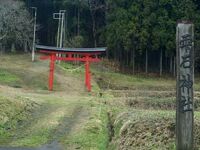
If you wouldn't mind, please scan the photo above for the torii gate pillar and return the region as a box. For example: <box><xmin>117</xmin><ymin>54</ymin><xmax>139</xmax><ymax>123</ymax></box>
<box><xmin>49</xmin><ymin>54</ymin><xmax>56</xmax><ymax>91</ymax></box>
<box><xmin>85</xmin><ymin>58</ymin><xmax>91</xmax><ymax>92</ymax></box>
<box><xmin>36</xmin><ymin>45</ymin><xmax>106</xmax><ymax>92</ymax></box>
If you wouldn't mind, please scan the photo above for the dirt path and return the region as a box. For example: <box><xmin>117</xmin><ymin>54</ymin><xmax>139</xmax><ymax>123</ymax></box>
<box><xmin>0</xmin><ymin>55</ymin><xmax>93</xmax><ymax>150</ymax></box>
<box><xmin>0</xmin><ymin>141</ymin><xmax>61</xmax><ymax>150</ymax></box>
<box><xmin>0</xmin><ymin>106</ymin><xmax>88</xmax><ymax>150</ymax></box>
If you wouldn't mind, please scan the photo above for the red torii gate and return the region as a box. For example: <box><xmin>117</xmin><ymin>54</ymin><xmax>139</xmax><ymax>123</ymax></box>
<box><xmin>36</xmin><ymin>45</ymin><xmax>106</xmax><ymax>92</ymax></box>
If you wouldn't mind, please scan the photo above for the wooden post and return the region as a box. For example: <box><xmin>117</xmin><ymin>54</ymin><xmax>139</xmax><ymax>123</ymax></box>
<box><xmin>49</xmin><ymin>54</ymin><xmax>56</xmax><ymax>91</ymax></box>
<box><xmin>176</xmin><ymin>21</ymin><xmax>194</xmax><ymax>150</ymax></box>
<box><xmin>85</xmin><ymin>59</ymin><xmax>88</xmax><ymax>87</ymax></box>
<box><xmin>88</xmin><ymin>62</ymin><xmax>91</xmax><ymax>92</ymax></box>
<box><xmin>85</xmin><ymin>55</ymin><xmax>91</xmax><ymax>92</ymax></box>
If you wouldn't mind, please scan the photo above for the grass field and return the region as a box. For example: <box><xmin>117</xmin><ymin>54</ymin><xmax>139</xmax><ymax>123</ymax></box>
<box><xmin>0</xmin><ymin>54</ymin><xmax>199</xmax><ymax>150</ymax></box>
<box><xmin>93</xmin><ymin>66</ymin><xmax>200</xmax><ymax>150</ymax></box>
<box><xmin>0</xmin><ymin>54</ymin><xmax>108</xmax><ymax>149</ymax></box>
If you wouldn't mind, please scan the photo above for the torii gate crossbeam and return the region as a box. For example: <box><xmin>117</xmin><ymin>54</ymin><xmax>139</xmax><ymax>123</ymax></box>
<box><xmin>36</xmin><ymin>45</ymin><xmax>106</xmax><ymax>92</ymax></box>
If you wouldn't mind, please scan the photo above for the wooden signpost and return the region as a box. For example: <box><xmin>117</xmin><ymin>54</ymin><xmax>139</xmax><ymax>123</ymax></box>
<box><xmin>176</xmin><ymin>21</ymin><xmax>194</xmax><ymax>150</ymax></box>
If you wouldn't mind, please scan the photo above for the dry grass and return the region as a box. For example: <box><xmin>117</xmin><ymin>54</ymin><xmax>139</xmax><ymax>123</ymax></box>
<box><xmin>0</xmin><ymin>54</ymin><xmax>109</xmax><ymax>149</ymax></box>
<box><xmin>93</xmin><ymin>67</ymin><xmax>200</xmax><ymax>150</ymax></box>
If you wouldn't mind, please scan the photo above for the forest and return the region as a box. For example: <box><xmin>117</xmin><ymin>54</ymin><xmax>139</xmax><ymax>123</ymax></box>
<box><xmin>0</xmin><ymin>1</ymin><xmax>200</xmax><ymax>149</ymax></box>
<box><xmin>1</xmin><ymin>0</ymin><xmax>200</xmax><ymax>74</ymax></box>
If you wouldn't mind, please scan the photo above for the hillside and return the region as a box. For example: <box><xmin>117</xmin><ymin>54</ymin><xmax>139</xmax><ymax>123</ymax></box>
<box><xmin>0</xmin><ymin>54</ymin><xmax>108</xmax><ymax>150</ymax></box>
<box><xmin>0</xmin><ymin>54</ymin><xmax>200</xmax><ymax>150</ymax></box>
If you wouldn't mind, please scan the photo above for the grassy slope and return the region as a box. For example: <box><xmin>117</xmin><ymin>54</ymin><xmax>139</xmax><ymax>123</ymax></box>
<box><xmin>0</xmin><ymin>54</ymin><xmax>199</xmax><ymax>149</ymax></box>
<box><xmin>93</xmin><ymin>68</ymin><xmax>200</xmax><ymax>150</ymax></box>
<box><xmin>0</xmin><ymin>54</ymin><xmax>109</xmax><ymax>149</ymax></box>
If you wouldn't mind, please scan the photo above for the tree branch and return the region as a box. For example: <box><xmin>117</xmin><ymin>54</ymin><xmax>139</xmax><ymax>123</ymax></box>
<box><xmin>0</xmin><ymin>33</ymin><xmax>7</xmax><ymax>41</ymax></box>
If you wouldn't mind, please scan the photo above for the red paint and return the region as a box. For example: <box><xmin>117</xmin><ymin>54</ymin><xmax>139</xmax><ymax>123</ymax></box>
<box><xmin>49</xmin><ymin>54</ymin><xmax>56</xmax><ymax>91</ymax></box>
<box><xmin>85</xmin><ymin>56</ymin><xmax>91</xmax><ymax>92</ymax></box>
<box><xmin>40</xmin><ymin>55</ymin><xmax>50</xmax><ymax>60</ymax></box>
<box><xmin>39</xmin><ymin>50</ymin><xmax>103</xmax><ymax>92</ymax></box>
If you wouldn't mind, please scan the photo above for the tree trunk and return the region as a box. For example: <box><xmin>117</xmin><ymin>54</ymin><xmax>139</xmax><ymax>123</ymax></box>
<box><xmin>92</xmin><ymin>18</ymin><xmax>97</xmax><ymax>47</ymax></box>
<box><xmin>119</xmin><ymin>47</ymin><xmax>123</xmax><ymax>70</ymax></box>
<box><xmin>11</xmin><ymin>43</ymin><xmax>15</xmax><ymax>53</ymax></box>
<box><xmin>170</xmin><ymin>55</ymin><xmax>173</xmax><ymax>73</ymax></box>
<box><xmin>77</xmin><ymin>6</ymin><xmax>80</xmax><ymax>36</ymax></box>
<box><xmin>126</xmin><ymin>51</ymin><xmax>129</xmax><ymax>66</ymax></box>
<box><xmin>106</xmin><ymin>48</ymin><xmax>109</xmax><ymax>59</ymax></box>
<box><xmin>24</xmin><ymin>41</ymin><xmax>28</xmax><ymax>53</ymax></box>
<box><xmin>118</xmin><ymin>45</ymin><xmax>121</xmax><ymax>62</ymax></box>
<box><xmin>114</xmin><ymin>48</ymin><xmax>117</xmax><ymax>62</ymax></box>
<box><xmin>160</xmin><ymin>49</ymin><xmax>163</xmax><ymax>76</ymax></box>
<box><xmin>165</xmin><ymin>55</ymin><xmax>167</xmax><ymax>72</ymax></box>
<box><xmin>0</xmin><ymin>43</ymin><xmax>2</xmax><ymax>55</ymax></box>
<box><xmin>132</xmin><ymin>49</ymin><xmax>135</xmax><ymax>75</ymax></box>
<box><xmin>173</xmin><ymin>56</ymin><xmax>176</xmax><ymax>77</ymax></box>
<box><xmin>145</xmin><ymin>49</ymin><xmax>148</xmax><ymax>74</ymax></box>
<box><xmin>1</xmin><ymin>45</ymin><xmax>5</xmax><ymax>54</ymax></box>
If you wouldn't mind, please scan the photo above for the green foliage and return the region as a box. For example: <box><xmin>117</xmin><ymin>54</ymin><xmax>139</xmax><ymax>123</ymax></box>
<box><xmin>64</xmin><ymin>35</ymin><xmax>84</xmax><ymax>48</ymax></box>
<box><xmin>103</xmin><ymin>0</ymin><xmax>199</xmax><ymax>69</ymax></box>
<box><xmin>22</xmin><ymin>0</ymin><xmax>200</xmax><ymax>72</ymax></box>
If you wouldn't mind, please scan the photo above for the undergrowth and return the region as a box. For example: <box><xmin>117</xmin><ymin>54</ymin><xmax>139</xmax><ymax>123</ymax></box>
<box><xmin>0</xmin><ymin>96</ymin><xmax>39</xmax><ymax>145</ymax></box>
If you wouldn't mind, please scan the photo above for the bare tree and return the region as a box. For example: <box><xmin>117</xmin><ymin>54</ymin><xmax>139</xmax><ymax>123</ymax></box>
<box><xmin>0</xmin><ymin>0</ymin><xmax>33</xmax><ymax>52</ymax></box>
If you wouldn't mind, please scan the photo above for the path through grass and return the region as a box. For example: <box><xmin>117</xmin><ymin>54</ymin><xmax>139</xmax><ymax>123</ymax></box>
<box><xmin>0</xmin><ymin>54</ymin><xmax>109</xmax><ymax>150</ymax></box>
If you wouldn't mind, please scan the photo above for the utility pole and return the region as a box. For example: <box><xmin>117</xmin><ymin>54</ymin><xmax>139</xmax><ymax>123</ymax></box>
<box><xmin>77</xmin><ymin>0</ymin><xmax>81</xmax><ymax>36</ymax></box>
<box><xmin>53</xmin><ymin>10</ymin><xmax>66</xmax><ymax>63</ymax></box>
<box><xmin>31</xmin><ymin>7</ymin><xmax>37</xmax><ymax>62</ymax></box>
<box><xmin>59</xmin><ymin>10</ymin><xmax>65</xmax><ymax>48</ymax></box>
<box><xmin>56</xmin><ymin>14</ymin><xmax>61</xmax><ymax>47</ymax></box>
<box><xmin>53</xmin><ymin>10</ymin><xmax>66</xmax><ymax>48</ymax></box>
